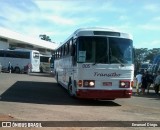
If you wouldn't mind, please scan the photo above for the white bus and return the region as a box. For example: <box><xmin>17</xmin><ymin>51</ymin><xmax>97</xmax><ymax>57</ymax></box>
<box><xmin>0</xmin><ymin>49</ymin><xmax>40</xmax><ymax>73</ymax></box>
<box><xmin>40</xmin><ymin>54</ymin><xmax>51</xmax><ymax>73</ymax></box>
<box><xmin>54</xmin><ymin>28</ymin><xmax>134</xmax><ymax>100</ymax></box>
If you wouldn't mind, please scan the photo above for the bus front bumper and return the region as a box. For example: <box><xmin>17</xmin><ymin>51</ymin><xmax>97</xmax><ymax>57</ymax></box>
<box><xmin>76</xmin><ymin>89</ymin><xmax>132</xmax><ymax>100</ymax></box>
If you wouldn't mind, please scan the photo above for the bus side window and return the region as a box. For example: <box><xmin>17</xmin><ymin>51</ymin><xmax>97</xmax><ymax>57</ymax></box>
<box><xmin>71</xmin><ymin>42</ymin><xmax>77</xmax><ymax>66</ymax></box>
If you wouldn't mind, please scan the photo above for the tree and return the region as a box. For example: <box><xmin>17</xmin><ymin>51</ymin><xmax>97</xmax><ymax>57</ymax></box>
<box><xmin>135</xmin><ymin>48</ymin><xmax>148</xmax><ymax>62</ymax></box>
<box><xmin>39</xmin><ymin>34</ymin><xmax>52</xmax><ymax>42</ymax></box>
<box><xmin>134</xmin><ymin>48</ymin><xmax>160</xmax><ymax>73</ymax></box>
<box><xmin>134</xmin><ymin>48</ymin><xmax>148</xmax><ymax>73</ymax></box>
<box><xmin>144</xmin><ymin>48</ymin><xmax>160</xmax><ymax>63</ymax></box>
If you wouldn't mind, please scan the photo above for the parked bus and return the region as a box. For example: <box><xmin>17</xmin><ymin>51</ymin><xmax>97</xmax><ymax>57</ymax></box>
<box><xmin>40</xmin><ymin>54</ymin><xmax>51</xmax><ymax>73</ymax></box>
<box><xmin>0</xmin><ymin>49</ymin><xmax>40</xmax><ymax>73</ymax></box>
<box><xmin>139</xmin><ymin>63</ymin><xmax>151</xmax><ymax>74</ymax></box>
<box><xmin>50</xmin><ymin>54</ymin><xmax>55</xmax><ymax>74</ymax></box>
<box><xmin>54</xmin><ymin>28</ymin><xmax>134</xmax><ymax>100</ymax></box>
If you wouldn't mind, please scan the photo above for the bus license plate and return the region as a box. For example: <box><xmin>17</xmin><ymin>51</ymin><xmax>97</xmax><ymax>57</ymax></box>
<box><xmin>103</xmin><ymin>82</ymin><xmax>112</xmax><ymax>86</ymax></box>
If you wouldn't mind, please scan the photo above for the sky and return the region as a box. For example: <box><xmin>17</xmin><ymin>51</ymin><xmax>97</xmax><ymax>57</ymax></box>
<box><xmin>0</xmin><ymin>0</ymin><xmax>160</xmax><ymax>49</ymax></box>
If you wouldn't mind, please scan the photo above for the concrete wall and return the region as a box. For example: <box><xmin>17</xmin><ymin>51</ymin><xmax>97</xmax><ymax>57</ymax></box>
<box><xmin>0</xmin><ymin>41</ymin><xmax>9</xmax><ymax>49</ymax></box>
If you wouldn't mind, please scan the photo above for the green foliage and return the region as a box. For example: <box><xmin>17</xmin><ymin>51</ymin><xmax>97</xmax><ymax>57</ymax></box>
<box><xmin>144</xmin><ymin>48</ymin><xmax>160</xmax><ymax>62</ymax></box>
<box><xmin>134</xmin><ymin>48</ymin><xmax>160</xmax><ymax>63</ymax></box>
<box><xmin>134</xmin><ymin>48</ymin><xmax>148</xmax><ymax>63</ymax></box>
<box><xmin>39</xmin><ymin>34</ymin><xmax>52</xmax><ymax>42</ymax></box>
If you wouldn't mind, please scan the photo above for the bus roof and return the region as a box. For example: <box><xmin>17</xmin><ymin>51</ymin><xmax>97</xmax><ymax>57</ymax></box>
<box><xmin>58</xmin><ymin>27</ymin><xmax>133</xmax><ymax>49</ymax></box>
<box><xmin>73</xmin><ymin>27</ymin><xmax>132</xmax><ymax>39</ymax></box>
<box><xmin>40</xmin><ymin>54</ymin><xmax>51</xmax><ymax>57</ymax></box>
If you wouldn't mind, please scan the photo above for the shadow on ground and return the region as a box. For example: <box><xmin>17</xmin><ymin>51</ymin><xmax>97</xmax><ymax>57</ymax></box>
<box><xmin>132</xmin><ymin>91</ymin><xmax>160</xmax><ymax>100</ymax></box>
<box><xmin>0</xmin><ymin>81</ymin><xmax>120</xmax><ymax>106</ymax></box>
<box><xmin>28</xmin><ymin>72</ymin><xmax>54</xmax><ymax>78</ymax></box>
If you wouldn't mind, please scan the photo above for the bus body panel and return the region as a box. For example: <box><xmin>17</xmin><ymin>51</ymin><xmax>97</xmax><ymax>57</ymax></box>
<box><xmin>31</xmin><ymin>59</ymin><xmax>40</xmax><ymax>72</ymax></box>
<box><xmin>77</xmin><ymin>63</ymin><xmax>134</xmax><ymax>89</ymax></box>
<box><xmin>0</xmin><ymin>49</ymin><xmax>40</xmax><ymax>73</ymax></box>
<box><xmin>55</xmin><ymin>58</ymin><xmax>134</xmax><ymax>99</ymax></box>
<box><xmin>0</xmin><ymin>57</ymin><xmax>30</xmax><ymax>70</ymax></box>
<box><xmin>31</xmin><ymin>51</ymin><xmax>40</xmax><ymax>72</ymax></box>
<box><xmin>75</xmin><ymin>64</ymin><xmax>133</xmax><ymax>99</ymax></box>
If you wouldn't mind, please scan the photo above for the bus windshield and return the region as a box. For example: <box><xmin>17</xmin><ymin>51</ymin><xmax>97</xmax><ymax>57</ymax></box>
<box><xmin>33</xmin><ymin>52</ymin><xmax>40</xmax><ymax>59</ymax></box>
<box><xmin>78</xmin><ymin>36</ymin><xmax>133</xmax><ymax>64</ymax></box>
<box><xmin>40</xmin><ymin>56</ymin><xmax>50</xmax><ymax>63</ymax></box>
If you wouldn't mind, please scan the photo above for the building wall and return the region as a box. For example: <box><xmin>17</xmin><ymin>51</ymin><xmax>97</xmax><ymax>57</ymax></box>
<box><xmin>9</xmin><ymin>43</ymin><xmax>52</xmax><ymax>55</ymax></box>
<box><xmin>0</xmin><ymin>36</ymin><xmax>53</xmax><ymax>55</ymax></box>
<box><xmin>0</xmin><ymin>41</ymin><xmax>9</xmax><ymax>49</ymax></box>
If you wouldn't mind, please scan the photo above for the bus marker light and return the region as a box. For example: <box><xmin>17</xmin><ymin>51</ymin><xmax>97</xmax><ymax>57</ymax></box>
<box><xmin>78</xmin><ymin>80</ymin><xmax>83</xmax><ymax>87</ymax></box>
<box><xmin>131</xmin><ymin>81</ymin><xmax>134</xmax><ymax>87</ymax></box>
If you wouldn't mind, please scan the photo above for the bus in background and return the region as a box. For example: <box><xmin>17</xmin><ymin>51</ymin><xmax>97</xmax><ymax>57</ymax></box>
<box><xmin>50</xmin><ymin>54</ymin><xmax>55</xmax><ymax>74</ymax></box>
<box><xmin>139</xmin><ymin>63</ymin><xmax>151</xmax><ymax>74</ymax></box>
<box><xmin>54</xmin><ymin>28</ymin><xmax>134</xmax><ymax>100</ymax></box>
<box><xmin>40</xmin><ymin>54</ymin><xmax>51</xmax><ymax>73</ymax></box>
<box><xmin>150</xmin><ymin>55</ymin><xmax>160</xmax><ymax>74</ymax></box>
<box><xmin>0</xmin><ymin>49</ymin><xmax>40</xmax><ymax>73</ymax></box>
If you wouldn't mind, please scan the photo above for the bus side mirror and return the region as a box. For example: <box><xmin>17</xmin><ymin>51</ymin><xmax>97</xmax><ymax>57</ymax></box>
<box><xmin>71</xmin><ymin>44</ymin><xmax>75</xmax><ymax>56</ymax></box>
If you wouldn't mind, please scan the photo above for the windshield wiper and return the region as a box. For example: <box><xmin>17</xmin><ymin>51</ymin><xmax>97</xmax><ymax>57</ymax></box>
<box><xmin>111</xmin><ymin>56</ymin><xmax>125</xmax><ymax>66</ymax></box>
<box><xmin>109</xmin><ymin>48</ymin><xmax>125</xmax><ymax>66</ymax></box>
<box><xmin>92</xmin><ymin>55</ymin><xmax>107</xmax><ymax>65</ymax></box>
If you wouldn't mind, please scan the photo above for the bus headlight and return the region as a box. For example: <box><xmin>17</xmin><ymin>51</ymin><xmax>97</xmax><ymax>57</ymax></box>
<box><xmin>121</xmin><ymin>82</ymin><xmax>126</xmax><ymax>86</ymax></box>
<box><xmin>89</xmin><ymin>81</ymin><xmax>95</xmax><ymax>86</ymax></box>
<box><xmin>83</xmin><ymin>80</ymin><xmax>95</xmax><ymax>87</ymax></box>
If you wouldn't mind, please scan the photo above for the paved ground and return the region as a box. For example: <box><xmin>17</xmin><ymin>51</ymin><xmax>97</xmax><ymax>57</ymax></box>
<box><xmin>0</xmin><ymin>72</ymin><xmax>159</xmax><ymax>130</ymax></box>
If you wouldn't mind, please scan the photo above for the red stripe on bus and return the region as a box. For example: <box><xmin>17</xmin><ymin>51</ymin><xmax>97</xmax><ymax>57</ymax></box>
<box><xmin>76</xmin><ymin>89</ymin><xmax>132</xmax><ymax>100</ymax></box>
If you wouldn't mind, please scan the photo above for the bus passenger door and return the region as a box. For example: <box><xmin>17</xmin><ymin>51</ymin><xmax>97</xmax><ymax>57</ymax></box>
<box><xmin>70</xmin><ymin>40</ymin><xmax>77</xmax><ymax>95</ymax></box>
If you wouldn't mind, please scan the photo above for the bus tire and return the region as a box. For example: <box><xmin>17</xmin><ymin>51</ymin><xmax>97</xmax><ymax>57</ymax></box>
<box><xmin>68</xmin><ymin>80</ymin><xmax>74</xmax><ymax>97</ymax></box>
<box><xmin>40</xmin><ymin>67</ymin><xmax>43</xmax><ymax>73</ymax></box>
<box><xmin>14</xmin><ymin>67</ymin><xmax>20</xmax><ymax>73</ymax></box>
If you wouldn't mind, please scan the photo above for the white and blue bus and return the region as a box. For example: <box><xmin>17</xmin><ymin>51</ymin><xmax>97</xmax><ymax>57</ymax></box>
<box><xmin>54</xmin><ymin>28</ymin><xmax>134</xmax><ymax>100</ymax></box>
<box><xmin>0</xmin><ymin>49</ymin><xmax>40</xmax><ymax>73</ymax></box>
<box><xmin>150</xmin><ymin>55</ymin><xmax>160</xmax><ymax>74</ymax></box>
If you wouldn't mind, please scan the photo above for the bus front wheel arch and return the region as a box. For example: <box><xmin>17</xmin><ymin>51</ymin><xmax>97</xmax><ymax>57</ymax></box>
<box><xmin>68</xmin><ymin>78</ymin><xmax>74</xmax><ymax>97</ymax></box>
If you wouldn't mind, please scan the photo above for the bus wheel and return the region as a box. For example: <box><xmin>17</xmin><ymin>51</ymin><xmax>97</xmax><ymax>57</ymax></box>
<box><xmin>68</xmin><ymin>83</ymin><xmax>74</xmax><ymax>97</ymax></box>
<box><xmin>40</xmin><ymin>67</ymin><xmax>43</xmax><ymax>73</ymax></box>
<box><xmin>56</xmin><ymin>74</ymin><xmax>58</xmax><ymax>82</ymax></box>
<box><xmin>14</xmin><ymin>67</ymin><xmax>20</xmax><ymax>73</ymax></box>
